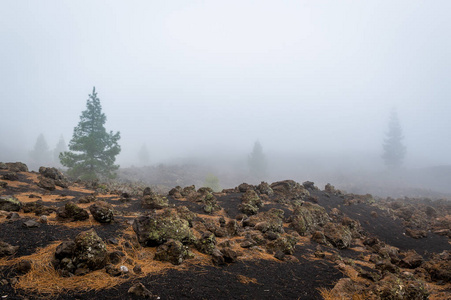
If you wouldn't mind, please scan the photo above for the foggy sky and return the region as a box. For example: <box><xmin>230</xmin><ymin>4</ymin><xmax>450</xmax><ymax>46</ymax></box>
<box><xmin>1</xmin><ymin>0</ymin><xmax>450</xmax><ymax>169</ymax></box>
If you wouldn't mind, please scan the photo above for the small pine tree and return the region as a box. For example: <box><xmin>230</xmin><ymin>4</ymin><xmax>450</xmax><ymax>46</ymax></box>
<box><xmin>248</xmin><ymin>140</ymin><xmax>267</xmax><ymax>180</ymax></box>
<box><xmin>60</xmin><ymin>87</ymin><xmax>121</xmax><ymax>180</ymax></box>
<box><xmin>382</xmin><ymin>110</ymin><xmax>406</xmax><ymax>169</ymax></box>
<box><xmin>138</xmin><ymin>143</ymin><xmax>150</xmax><ymax>166</ymax></box>
<box><xmin>204</xmin><ymin>173</ymin><xmax>221</xmax><ymax>192</ymax></box>
<box><xmin>53</xmin><ymin>135</ymin><xmax>67</xmax><ymax>165</ymax></box>
<box><xmin>30</xmin><ymin>133</ymin><xmax>51</xmax><ymax>166</ymax></box>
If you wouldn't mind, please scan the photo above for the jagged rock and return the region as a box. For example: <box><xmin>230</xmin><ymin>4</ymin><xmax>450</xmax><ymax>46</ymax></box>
<box><xmin>302</xmin><ymin>181</ymin><xmax>317</xmax><ymax>190</ymax></box>
<box><xmin>168</xmin><ymin>186</ymin><xmax>183</xmax><ymax>199</ymax></box>
<box><xmin>2</xmin><ymin>172</ymin><xmax>18</xmax><ymax>181</ymax></box>
<box><xmin>195</xmin><ymin>231</ymin><xmax>216</xmax><ymax>254</ymax></box>
<box><xmin>211</xmin><ymin>248</ymin><xmax>225</xmax><ymax>265</ymax></box>
<box><xmin>199</xmin><ymin>192</ymin><xmax>221</xmax><ymax>214</ymax></box>
<box><xmin>133</xmin><ymin>209</ymin><xmax>194</xmax><ymax>246</ymax></box>
<box><xmin>423</xmin><ymin>251</ymin><xmax>451</xmax><ymax>282</ymax></box>
<box><xmin>398</xmin><ymin>250</ymin><xmax>423</xmax><ymax>269</ymax></box>
<box><xmin>154</xmin><ymin>239</ymin><xmax>193</xmax><ymax>265</ymax></box>
<box><xmin>141</xmin><ymin>188</ymin><xmax>169</xmax><ymax>209</ymax></box>
<box><xmin>256</xmin><ymin>182</ymin><xmax>274</xmax><ymax>196</ymax></box>
<box><xmin>0</xmin><ymin>240</ymin><xmax>19</xmax><ymax>257</ymax></box>
<box><xmin>238</xmin><ymin>183</ymin><xmax>254</xmax><ymax>192</ymax></box>
<box><xmin>53</xmin><ymin>229</ymin><xmax>107</xmax><ymax>276</ymax></box>
<box><xmin>239</xmin><ymin>190</ymin><xmax>263</xmax><ymax>215</ymax></box>
<box><xmin>38</xmin><ymin>167</ymin><xmax>68</xmax><ymax>188</ymax></box>
<box><xmin>5</xmin><ymin>162</ymin><xmax>28</xmax><ymax>172</ymax></box>
<box><xmin>89</xmin><ymin>201</ymin><xmax>114</xmax><ymax>223</ymax></box>
<box><xmin>0</xmin><ymin>196</ymin><xmax>22</xmax><ymax>212</ymax></box>
<box><xmin>175</xmin><ymin>206</ymin><xmax>197</xmax><ymax>226</ymax></box>
<box><xmin>311</xmin><ymin>231</ymin><xmax>327</xmax><ymax>244</ymax></box>
<box><xmin>7</xmin><ymin>212</ymin><xmax>20</xmax><ymax>220</ymax></box>
<box><xmin>288</xmin><ymin>202</ymin><xmax>330</xmax><ymax>235</ymax></box>
<box><xmin>375</xmin><ymin>273</ymin><xmax>429</xmax><ymax>299</ymax></box>
<box><xmin>323</xmin><ymin>222</ymin><xmax>352</xmax><ymax>249</ymax></box>
<box><xmin>37</xmin><ymin>177</ymin><xmax>56</xmax><ymax>191</ymax></box>
<box><xmin>57</xmin><ymin>201</ymin><xmax>89</xmax><ymax>221</ymax></box>
<box><xmin>22</xmin><ymin>201</ymin><xmax>55</xmax><ymax>216</ymax></box>
<box><xmin>78</xmin><ymin>195</ymin><xmax>96</xmax><ymax>204</ymax></box>
<box><xmin>181</xmin><ymin>185</ymin><xmax>196</xmax><ymax>198</ymax></box>
<box><xmin>266</xmin><ymin>235</ymin><xmax>297</xmax><ymax>255</ymax></box>
<box><xmin>270</xmin><ymin>180</ymin><xmax>310</xmax><ymax>200</ymax></box>
<box><xmin>245</xmin><ymin>208</ymin><xmax>285</xmax><ymax>233</ymax></box>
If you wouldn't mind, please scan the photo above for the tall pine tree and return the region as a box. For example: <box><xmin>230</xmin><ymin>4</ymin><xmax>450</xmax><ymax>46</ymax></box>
<box><xmin>248</xmin><ymin>140</ymin><xmax>267</xmax><ymax>180</ymax></box>
<box><xmin>60</xmin><ymin>87</ymin><xmax>121</xmax><ymax>180</ymax></box>
<box><xmin>382</xmin><ymin>110</ymin><xmax>406</xmax><ymax>169</ymax></box>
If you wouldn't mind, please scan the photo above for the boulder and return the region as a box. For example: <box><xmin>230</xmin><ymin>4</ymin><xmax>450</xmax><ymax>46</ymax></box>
<box><xmin>22</xmin><ymin>219</ymin><xmax>40</xmax><ymax>228</ymax></box>
<box><xmin>266</xmin><ymin>235</ymin><xmax>297</xmax><ymax>255</ymax></box>
<box><xmin>398</xmin><ymin>250</ymin><xmax>423</xmax><ymax>269</ymax></box>
<box><xmin>270</xmin><ymin>180</ymin><xmax>310</xmax><ymax>200</ymax></box>
<box><xmin>141</xmin><ymin>188</ymin><xmax>169</xmax><ymax>209</ymax></box>
<box><xmin>195</xmin><ymin>231</ymin><xmax>216</xmax><ymax>254</ymax></box>
<box><xmin>128</xmin><ymin>283</ymin><xmax>157</xmax><ymax>299</ymax></box>
<box><xmin>57</xmin><ymin>201</ymin><xmax>89</xmax><ymax>221</ymax></box>
<box><xmin>256</xmin><ymin>182</ymin><xmax>274</xmax><ymax>196</ymax></box>
<box><xmin>38</xmin><ymin>167</ymin><xmax>68</xmax><ymax>188</ymax></box>
<box><xmin>0</xmin><ymin>196</ymin><xmax>22</xmax><ymax>212</ymax></box>
<box><xmin>199</xmin><ymin>192</ymin><xmax>221</xmax><ymax>214</ymax></box>
<box><xmin>5</xmin><ymin>162</ymin><xmax>28</xmax><ymax>172</ymax></box>
<box><xmin>238</xmin><ymin>183</ymin><xmax>254</xmax><ymax>192</ymax></box>
<box><xmin>288</xmin><ymin>202</ymin><xmax>330</xmax><ymax>235</ymax></box>
<box><xmin>239</xmin><ymin>190</ymin><xmax>263</xmax><ymax>215</ymax></box>
<box><xmin>323</xmin><ymin>222</ymin><xmax>352</xmax><ymax>249</ymax></box>
<box><xmin>37</xmin><ymin>177</ymin><xmax>56</xmax><ymax>191</ymax></box>
<box><xmin>133</xmin><ymin>210</ymin><xmax>194</xmax><ymax>246</ymax></box>
<box><xmin>168</xmin><ymin>186</ymin><xmax>183</xmax><ymax>199</ymax></box>
<box><xmin>2</xmin><ymin>172</ymin><xmax>19</xmax><ymax>181</ymax></box>
<box><xmin>53</xmin><ymin>229</ymin><xmax>107</xmax><ymax>276</ymax></box>
<box><xmin>154</xmin><ymin>239</ymin><xmax>193</xmax><ymax>265</ymax></box>
<box><xmin>78</xmin><ymin>195</ymin><xmax>96</xmax><ymax>204</ymax></box>
<box><xmin>0</xmin><ymin>240</ymin><xmax>19</xmax><ymax>257</ymax></box>
<box><xmin>89</xmin><ymin>201</ymin><xmax>114</xmax><ymax>223</ymax></box>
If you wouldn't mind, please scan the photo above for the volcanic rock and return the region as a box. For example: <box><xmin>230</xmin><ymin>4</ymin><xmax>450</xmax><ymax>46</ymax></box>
<box><xmin>154</xmin><ymin>239</ymin><xmax>193</xmax><ymax>265</ymax></box>
<box><xmin>0</xmin><ymin>196</ymin><xmax>22</xmax><ymax>212</ymax></box>
<box><xmin>89</xmin><ymin>201</ymin><xmax>114</xmax><ymax>223</ymax></box>
<box><xmin>57</xmin><ymin>202</ymin><xmax>89</xmax><ymax>221</ymax></box>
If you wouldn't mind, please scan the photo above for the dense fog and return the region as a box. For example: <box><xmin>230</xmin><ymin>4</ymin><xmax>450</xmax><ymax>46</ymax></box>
<box><xmin>1</xmin><ymin>1</ymin><xmax>450</xmax><ymax>196</ymax></box>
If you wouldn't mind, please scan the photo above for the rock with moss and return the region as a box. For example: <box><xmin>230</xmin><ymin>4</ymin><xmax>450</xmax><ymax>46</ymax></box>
<box><xmin>323</xmin><ymin>222</ymin><xmax>352</xmax><ymax>249</ymax></box>
<box><xmin>239</xmin><ymin>190</ymin><xmax>263</xmax><ymax>215</ymax></box>
<box><xmin>141</xmin><ymin>188</ymin><xmax>169</xmax><ymax>209</ymax></box>
<box><xmin>175</xmin><ymin>206</ymin><xmax>197</xmax><ymax>226</ymax></box>
<box><xmin>0</xmin><ymin>196</ymin><xmax>22</xmax><ymax>212</ymax></box>
<box><xmin>154</xmin><ymin>239</ymin><xmax>193</xmax><ymax>265</ymax></box>
<box><xmin>288</xmin><ymin>202</ymin><xmax>330</xmax><ymax>235</ymax></box>
<box><xmin>195</xmin><ymin>231</ymin><xmax>217</xmax><ymax>254</ymax></box>
<box><xmin>2</xmin><ymin>172</ymin><xmax>18</xmax><ymax>181</ymax></box>
<box><xmin>200</xmin><ymin>192</ymin><xmax>221</xmax><ymax>214</ymax></box>
<box><xmin>256</xmin><ymin>182</ymin><xmax>274</xmax><ymax>196</ymax></box>
<box><xmin>57</xmin><ymin>201</ymin><xmax>89</xmax><ymax>221</ymax></box>
<box><xmin>270</xmin><ymin>180</ymin><xmax>310</xmax><ymax>200</ymax></box>
<box><xmin>37</xmin><ymin>177</ymin><xmax>56</xmax><ymax>191</ymax></box>
<box><xmin>89</xmin><ymin>201</ymin><xmax>114</xmax><ymax>223</ymax></box>
<box><xmin>168</xmin><ymin>186</ymin><xmax>183</xmax><ymax>199</ymax></box>
<box><xmin>181</xmin><ymin>185</ymin><xmax>197</xmax><ymax>199</ymax></box>
<box><xmin>266</xmin><ymin>235</ymin><xmax>298</xmax><ymax>255</ymax></box>
<box><xmin>39</xmin><ymin>167</ymin><xmax>69</xmax><ymax>188</ymax></box>
<box><xmin>133</xmin><ymin>210</ymin><xmax>195</xmax><ymax>246</ymax></box>
<box><xmin>52</xmin><ymin>229</ymin><xmax>107</xmax><ymax>276</ymax></box>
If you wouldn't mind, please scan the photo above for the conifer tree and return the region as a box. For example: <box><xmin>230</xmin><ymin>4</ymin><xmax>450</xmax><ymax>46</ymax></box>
<box><xmin>248</xmin><ymin>140</ymin><xmax>267</xmax><ymax>180</ymax></box>
<box><xmin>382</xmin><ymin>110</ymin><xmax>406</xmax><ymax>169</ymax></box>
<box><xmin>60</xmin><ymin>87</ymin><xmax>121</xmax><ymax>180</ymax></box>
<box><xmin>30</xmin><ymin>133</ymin><xmax>51</xmax><ymax>166</ymax></box>
<box><xmin>53</xmin><ymin>135</ymin><xmax>67</xmax><ymax>165</ymax></box>
<box><xmin>138</xmin><ymin>143</ymin><xmax>150</xmax><ymax>166</ymax></box>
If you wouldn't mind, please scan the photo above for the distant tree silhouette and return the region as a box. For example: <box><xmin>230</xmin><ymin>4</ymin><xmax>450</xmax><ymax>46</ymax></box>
<box><xmin>382</xmin><ymin>110</ymin><xmax>406</xmax><ymax>169</ymax></box>
<box><xmin>30</xmin><ymin>133</ymin><xmax>51</xmax><ymax>166</ymax></box>
<box><xmin>60</xmin><ymin>87</ymin><xmax>121</xmax><ymax>180</ymax></box>
<box><xmin>138</xmin><ymin>143</ymin><xmax>150</xmax><ymax>166</ymax></box>
<box><xmin>53</xmin><ymin>135</ymin><xmax>67</xmax><ymax>166</ymax></box>
<box><xmin>248</xmin><ymin>140</ymin><xmax>267</xmax><ymax>180</ymax></box>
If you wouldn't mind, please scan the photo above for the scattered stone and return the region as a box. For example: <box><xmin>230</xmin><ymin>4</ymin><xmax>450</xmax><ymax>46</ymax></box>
<box><xmin>0</xmin><ymin>196</ymin><xmax>22</xmax><ymax>212</ymax></box>
<box><xmin>0</xmin><ymin>181</ymin><xmax>7</xmax><ymax>188</ymax></box>
<box><xmin>89</xmin><ymin>201</ymin><xmax>114</xmax><ymax>223</ymax></box>
<box><xmin>2</xmin><ymin>172</ymin><xmax>18</xmax><ymax>181</ymax></box>
<box><xmin>405</xmin><ymin>228</ymin><xmax>427</xmax><ymax>239</ymax></box>
<box><xmin>133</xmin><ymin>264</ymin><xmax>142</xmax><ymax>274</ymax></box>
<box><xmin>256</xmin><ymin>182</ymin><xmax>274</xmax><ymax>196</ymax></box>
<box><xmin>323</xmin><ymin>223</ymin><xmax>352</xmax><ymax>249</ymax></box>
<box><xmin>37</xmin><ymin>177</ymin><xmax>56</xmax><ymax>191</ymax></box>
<box><xmin>108</xmin><ymin>251</ymin><xmax>125</xmax><ymax>264</ymax></box>
<box><xmin>22</xmin><ymin>219</ymin><xmax>40</xmax><ymax>228</ymax></box>
<box><xmin>141</xmin><ymin>188</ymin><xmax>169</xmax><ymax>209</ymax></box>
<box><xmin>270</xmin><ymin>180</ymin><xmax>310</xmax><ymax>200</ymax></box>
<box><xmin>398</xmin><ymin>250</ymin><xmax>423</xmax><ymax>269</ymax></box>
<box><xmin>15</xmin><ymin>259</ymin><xmax>32</xmax><ymax>274</ymax></box>
<box><xmin>195</xmin><ymin>231</ymin><xmax>216</xmax><ymax>254</ymax></box>
<box><xmin>78</xmin><ymin>195</ymin><xmax>96</xmax><ymax>204</ymax></box>
<box><xmin>38</xmin><ymin>167</ymin><xmax>69</xmax><ymax>188</ymax></box>
<box><xmin>39</xmin><ymin>215</ymin><xmax>48</xmax><ymax>224</ymax></box>
<box><xmin>6</xmin><ymin>212</ymin><xmax>20</xmax><ymax>220</ymax></box>
<box><xmin>238</xmin><ymin>183</ymin><xmax>254</xmax><ymax>192</ymax></box>
<box><xmin>288</xmin><ymin>202</ymin><xmax>330</xmax><ymax>235</ymax></box>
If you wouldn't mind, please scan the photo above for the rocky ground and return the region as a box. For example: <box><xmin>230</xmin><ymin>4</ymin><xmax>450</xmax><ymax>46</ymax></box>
<box><xmin>0</xmin><ymin>162</ymin><xmax>450</xmax><ymax>299</ymax></box>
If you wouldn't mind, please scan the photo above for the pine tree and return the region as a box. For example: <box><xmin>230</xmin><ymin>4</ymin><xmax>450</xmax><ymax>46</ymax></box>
<box><xmin>138</xmin><ymin>143</ymin><xmax>150</xmax><ymax>166</ymax></box>
<box><xmin>60</xmin><ymin>87</ymin><xmax>121</xmax><ymax>180</ymax></box>
<box><xmin>382</xmin><ymin>111</ymin><xmax>406</xmax><ymax>169</ymax></box>
<box><xmin>30</xmin><ymin>133</ymin><xmax>51</xmax><ymax>166</ymax></box>
<box><xmin>53</xmin><ymin>135</ymin><xmax>67</xmax><ymax>165</ymax></box>
<box><xmin>248</xmin><ymin>140</ymin><xmax>267</xmax><ymax>180</ymax></box>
